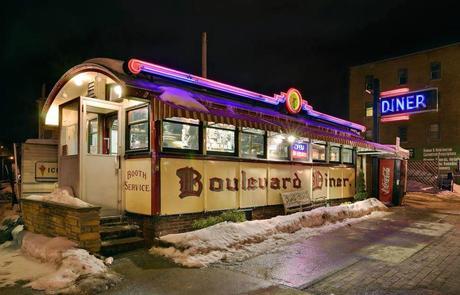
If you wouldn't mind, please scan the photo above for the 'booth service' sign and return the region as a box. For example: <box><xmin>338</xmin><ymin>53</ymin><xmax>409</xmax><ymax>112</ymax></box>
<box><xmin>380</xmin><ymin>88</ymin><xmax>438</xmax><ymax>117</ymax></box>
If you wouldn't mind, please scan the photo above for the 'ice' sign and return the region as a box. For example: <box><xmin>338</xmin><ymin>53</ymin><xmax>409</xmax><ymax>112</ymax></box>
<box><xmin>380</xmin><ymin>88</ymin><xmax>438</xmax><ymax>117</ymax></box>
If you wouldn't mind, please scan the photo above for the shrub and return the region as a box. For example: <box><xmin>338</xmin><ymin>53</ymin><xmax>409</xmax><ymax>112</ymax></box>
<box><xmin>354</xmin><ymin>170</ymin><xmax>367</xmax><ymax>202</ymax></box>
<box><xmin>0</xmin><ymin>216</ymin><xmax>23</xmax><ymax>244</ymax></box>
<box><xmin>192</xmin><ymin>210</ymin><xmax>246</xmax><ymax>230</ymax></box>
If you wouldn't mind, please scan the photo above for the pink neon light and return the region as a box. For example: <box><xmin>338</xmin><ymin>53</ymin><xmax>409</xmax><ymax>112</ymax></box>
<box><xmin>127</xmin><ymin>58</ymin><xmax>366</xmax><ymax>132</ymax></box>
<box><xmin>380</xmin><ymin>87</ymin><xmax>410</xmax><ymax>98</ymax></box>
<box><xmin>127</xmin><ymin>59</ymin><xmax>279</xmax><ymax>105</ymax></box>
<box><xmin>380</xmin><ymin>114</ymin><xmax>410</xmax><ymax>122</ymax></box>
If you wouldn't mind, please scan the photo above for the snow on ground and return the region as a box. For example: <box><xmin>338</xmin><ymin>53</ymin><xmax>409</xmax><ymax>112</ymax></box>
<box><xmin>25</xmin><ymin>187</ymin><xmax>93</xmax><ymax>208</ymax></box>
<box><xmin>0</xmin><ymin>241</ymin><xmax>56</xmax><ymax>289</ymax></box>
<box><xmin>0</xmin><ymin>231</ymin><xmax>120</xmax><ymax>293</ymax></box>
<box><xmin>151</xmin><ymin>198</ymin><xmax>388</xmax><ymax>268</ymax></box>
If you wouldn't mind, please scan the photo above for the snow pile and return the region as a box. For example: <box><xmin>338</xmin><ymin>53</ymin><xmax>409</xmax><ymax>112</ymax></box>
<box><xmin>25</xmin><ymin>187</ymin><xmax>93</xmax><ymax>208</ymax></box>
<box><xmin>21</xmin><ymin>232</ymin><xmax>77</xmax><ymax>264</ymax></box>
<box><xmin>0</xmin><ymin>231</ymin><xmax>119</xmax><ymax>293</ymax></box>
<box><xmin>0</xmin><ymin>243</ymin><xmax>56</xmax><ymax>289</ymax></box>
<box><xmin>151</xmin><ymin>198</ymin><xmax>387</xmax><ymax>267</ymax></box>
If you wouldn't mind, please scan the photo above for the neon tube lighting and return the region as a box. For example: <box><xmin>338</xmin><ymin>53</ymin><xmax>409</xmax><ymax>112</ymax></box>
<box><xmin>380</xmin><ymin>114</ymin><xmax>410</xmax><ymax>122</ymax></box>
<box><xmin>128</xmin><ymin>59</ymin><xmax>279</xmax><ymax>105</ymax></box>
<box><xmin>380</xmin><ymin>87</ymin><xmax>410</xmax><ymax>98</ymax></box>
<box><xmin>127</xmin><ymin>58</ymin><xmax>366</xmax><ymax>132</ymax></box>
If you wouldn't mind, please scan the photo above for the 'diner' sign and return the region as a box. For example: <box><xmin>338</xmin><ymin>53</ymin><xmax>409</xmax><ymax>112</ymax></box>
<box><xmin>380</xmin><ymin>88</ymin><xmax>438</xmax><ymax>117</ymax></box>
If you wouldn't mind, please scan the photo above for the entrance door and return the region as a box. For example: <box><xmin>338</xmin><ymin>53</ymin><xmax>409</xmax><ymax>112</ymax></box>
<box><xmin>80</xmin><ymin>97</ymin><xmax>122</xmax><ymax>215</ymax></box>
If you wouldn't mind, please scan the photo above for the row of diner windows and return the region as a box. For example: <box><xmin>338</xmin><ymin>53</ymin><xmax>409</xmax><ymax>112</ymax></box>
<box><xmin>127</xmin><ymin>107</ymin><xmax>355</xmax><ymax>163</ymax></box>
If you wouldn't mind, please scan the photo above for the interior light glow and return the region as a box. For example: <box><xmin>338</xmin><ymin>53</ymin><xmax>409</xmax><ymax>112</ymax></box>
<box><xmin>113</xmin><ymin>85</ymin><xmax>122</xmax><ymax>98</ymax></box>
<box><xmin>45</xmin><ymin>104</ymin><xmax>59</xmax><ymax>126</ymax></box>
<box><xmin>72</xmin><ymin>73</ymin><xmax>86</xmax><ymax>86</ymax></box>
<box><xmin>380</xmin><ymin>87</ymin><xmax>410</xmax><ymax>98</ymax></box>
<box><xmin>274</xmin><ymin>135</ymin><xmax>284</xmax><ymax>144</ymax></box>
<box><xmin>287</xmin><ymin>135</ymin><xmax>296</xmax><ymax>143</ymax></box>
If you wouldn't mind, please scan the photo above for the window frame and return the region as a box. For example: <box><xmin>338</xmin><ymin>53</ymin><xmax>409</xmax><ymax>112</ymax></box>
<box><xmin>267</xmin><ymin>132</ymin><xmax>291</xmax><ymax>161</ymax></box>
<box><xmin>428</xmin><ymin>123</ymin><xmax>440</xmax><ymax>141</ymax></box>
<box><xmin>311</xmin><ymin>142</ymin><xmax>327</xmax><ymax>162</ymax></box>
<box><xmin>125</xmin><ymin>104</ymin><xmax>150</xmax><ymax>153</ymax></box>
<box><xmin>329</xmin><ymin>145</ymin><xmax>341</xmax><ymax>163</ymax></box>
<box><xmin>365</xmin><ymin>101</ymin><xmax>373</xmax><ymax>117</ymax></box>
<box><xmin>205</xmin><ymin>122</ymin><xmax>238</xmax><ymax>156</ymax></box>
<box><xmin>239</xmin><ymin>127</ymin><xmax>267</xmax><ymax>159</ymax></box>
<box><xmin>398</xmin><ymin>68</ymin><xmax>408</xmax><ymax>85</ymax></box>
<box><xmin>365</xmin><ymin>75</ymin><xmax>374</xmax><ymax>92</ymax></box>
<box><xmin>398</xmin><ymin>126</ymin><xmax>408</xmax><ymax>143</ymax></box>
<box><xmin>342</xmin><ymin>147</ymin><xmax>354</xmax><ymax>164</ymax></box>
<box><xmin>430</xmin><ymin>62</ymin><xmax>441</xmax><ymax>80</ymax></box>
<box><xmin>87</xmin><ymin>118</ymin><xmax>99</xmax><ymax>154</ymax></box>
<box><xmin>161</xmin><ymin>118</ymin><xmax>202</xmax><ymax>154</ymax></box>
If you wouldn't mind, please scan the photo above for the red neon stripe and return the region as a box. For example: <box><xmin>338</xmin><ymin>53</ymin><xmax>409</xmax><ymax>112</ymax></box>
<box><xmin>380</xmin><ymin>87</ymin><xmax>410</xmax><ymax>98</ymax></box>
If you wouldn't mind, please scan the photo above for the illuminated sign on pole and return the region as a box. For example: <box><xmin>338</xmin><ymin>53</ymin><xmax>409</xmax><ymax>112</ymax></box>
<box><xmin>380</xmin><ymin>88</ymin><xmax>438</xmax><ymax>119</ymax></box>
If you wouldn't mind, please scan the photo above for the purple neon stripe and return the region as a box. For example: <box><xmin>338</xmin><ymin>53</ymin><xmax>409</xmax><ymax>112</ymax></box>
<box><xmin>132</xmin><ymin>60</ymin><xmax>279</xmax><ymax>105</ymax></box>
<box><xmin>128</xmin><ymin>58</ymin><xmax>366</xmax><ymax>132</ymax></box>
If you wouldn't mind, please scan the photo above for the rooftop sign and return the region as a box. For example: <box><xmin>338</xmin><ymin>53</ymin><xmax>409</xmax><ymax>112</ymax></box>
<box><xmin>380</xmin><ymin>88</ymin><xmax>438</xmax><ymax>118</ymax></box>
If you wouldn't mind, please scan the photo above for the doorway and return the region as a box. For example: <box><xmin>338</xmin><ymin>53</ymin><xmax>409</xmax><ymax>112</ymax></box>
<box><xmin>80</xmin><ymin>97</ymin><xmax>122</xmax><ymax>216</ymax></box>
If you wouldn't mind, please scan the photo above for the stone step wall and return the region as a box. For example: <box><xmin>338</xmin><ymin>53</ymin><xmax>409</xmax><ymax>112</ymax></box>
<box><xmin>21</xmin><ymin>199</ymin><xmax>101</xmax><ymax>252</ymax></box>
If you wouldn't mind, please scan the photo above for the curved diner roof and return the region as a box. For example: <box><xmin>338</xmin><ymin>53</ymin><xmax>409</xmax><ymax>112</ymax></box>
<box><xmin>42</xmin><ymin>57</ymin><xmax>407</xmax><ymax>157</ymax></box>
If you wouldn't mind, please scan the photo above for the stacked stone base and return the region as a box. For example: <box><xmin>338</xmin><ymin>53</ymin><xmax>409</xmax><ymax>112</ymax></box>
<box><xmin>21</xmin><ymin>199</ymin><xmax>101</xmax><ymax>252</ymax></box>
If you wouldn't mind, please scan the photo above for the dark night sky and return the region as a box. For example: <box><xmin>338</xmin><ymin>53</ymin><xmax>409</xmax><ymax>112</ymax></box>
<box><xmin>1</xmin><ymin>0</ymin><xmax>460</xmax><ymax>144</ymax></box>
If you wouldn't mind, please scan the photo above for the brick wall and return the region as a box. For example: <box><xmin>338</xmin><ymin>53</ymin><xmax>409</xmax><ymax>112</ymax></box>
<box><xmin>21</xmin><ymin>199</ymin><xmax>101</xmax><ymax>252</ymax></box>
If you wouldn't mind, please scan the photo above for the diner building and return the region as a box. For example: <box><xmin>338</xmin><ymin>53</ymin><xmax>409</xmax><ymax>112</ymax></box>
<box><xmin>39</xmin><ymin>58</ymin><xmax>406</xmax><ymax>241</ymax></box>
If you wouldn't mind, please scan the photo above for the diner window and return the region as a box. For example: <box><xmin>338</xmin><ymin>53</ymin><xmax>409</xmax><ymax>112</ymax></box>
<box><xmin>398</xmin><ymin>68</ymin><xmax>408</xmax><ymax>85</ymax></box>
<box><xmin>206</xmin><ymin>122</ymin><xmax>236</xmax><ymax>154</ymax></box>
<box><xmin>428</xmin><ymin>123</ymin><xmax>440</xmax><ymax>141</ymax></box>
<box><xmin>365</xmin><ymin>102</ymin><xmax>373</xmax><ymax>117</ymax></box>
<box><xmin>398</xmin><ymin>126</ymin><xmax>408</xmax><ymax>142</ymax></box>
<box><xmin>127</xmin><ymin>106</ymin><xmax>149</xmax><ymax>151</ymax></box>
<box><xmin>60</xmin><ymin>101</ymin><xmax>79</xmax><ymax>156</ymax></box>
<box><xmin>87</xmin><ymin>118</ymin><xmax>98</xmax><ymax>154</ymax></box>
<box><xmin>311</xmin><ymin>143</ymin><xmax>326</xmax><ymax>162</ymax></box>
<box><xmin>240</xmin><ymin>127</ymin><xmax>265</xmax><ymax>159</ymax></box>
<box><xmin>365</xmin><ymin>75</ymin><xmax>374</xmax><ymax>92</ymax></box>
<box><xmin>330</xmin><ymin>146</ymin><xmax>341</xmax><ymax>162</ymax></box>
<box><xmin>430</xmin><ymin>62</ymin><xmax>441</xmax><ymax>80</ymax></box>
<box><xmin>267</xmin><ymin>132</ymin><xmax>290</xmax><ymax>160</ymax></box>
<box><xmin>162</xmin><ymin>117</ymin><xmax>200</xmax><ymax>151</ymax></box>
<box><xmin>342</xmin><ymin>148</ymin><xmax>354</xmax><ymax>164</ymax></box>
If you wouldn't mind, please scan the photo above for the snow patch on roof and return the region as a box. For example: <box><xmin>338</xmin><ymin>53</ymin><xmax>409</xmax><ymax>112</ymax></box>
<box><xmin>25</xmin><ymin>187</ymin><xmax>93</xmax><ymax>208</ymax></box>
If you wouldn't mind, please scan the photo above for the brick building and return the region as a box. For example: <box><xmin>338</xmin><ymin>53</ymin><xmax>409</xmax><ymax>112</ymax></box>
<box><xmin>349</xmin><ymin>43</ymin><xmax>460</xmax><ymax>173</ymax></box>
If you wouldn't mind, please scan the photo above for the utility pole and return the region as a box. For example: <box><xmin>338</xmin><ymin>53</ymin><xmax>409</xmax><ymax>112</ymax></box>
<box><xmin>201</xmin><ymin>32</ymin><xmax>207</xmax><ymax>78</ymax></box>
<box><xmin>372</xmin><ymin>78</ymin><xmax>380</xmax><ymax>198</ymax></box>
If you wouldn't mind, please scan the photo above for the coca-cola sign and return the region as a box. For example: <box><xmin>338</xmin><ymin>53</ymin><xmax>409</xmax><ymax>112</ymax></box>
<box><xmin>379</xmin><ymin>159</ymin><xmax>394</xmax><ymax>203</ymax></box>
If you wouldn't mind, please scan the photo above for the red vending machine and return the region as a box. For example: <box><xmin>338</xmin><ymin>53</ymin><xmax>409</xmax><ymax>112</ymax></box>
<box><xmin>379</xmin><ymin>159</ymin><xmax>395</xmax><ymax>204</ymax></box>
